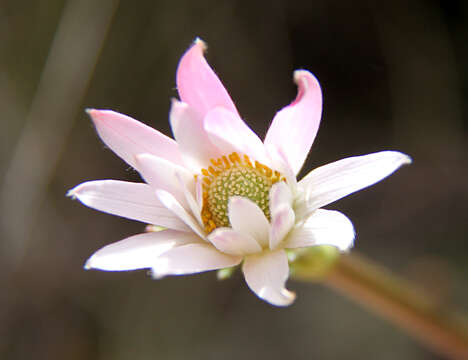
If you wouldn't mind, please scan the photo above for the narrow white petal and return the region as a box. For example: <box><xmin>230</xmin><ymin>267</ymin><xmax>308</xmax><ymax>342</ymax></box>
<box><xmin>228</xmin><ymin>196</ymin><xmax>270</xmax><ymax>248</ymax></box>
<box><xmin>242</xmin><ymin>250</ymin><xmax>296</xmax><ymax>306</ymax></box>
<box><xmin>152</xmin><ymin>243</ymin><xmax>242</xmax><ymax>278</ymax></box>
<box><xmin>135</xmin><ymin>154</ymin><xmax>194</xmax><ymax>209</ymax></box>
<box><xmin>156</xmin><ymin>189</ymin><xmax>206</xmax><ymax>240</ymax></box>
<box><xmin>269</xmin><ymin>205</ymin><xmax>295</xmax><ymax>250</ymax></box>
<box><xmin>176</xmin><ymin>172</ymin><xmax>203</xmax><ymax>226</ymax></box>
<box><xmin>85</xmin><ymin>230</ymin><xmax>198</xmax><ymax>271</ymax></box>
<box><xmin>286</xmin><ymin>209</ymin><xmax>355</xmax><ymax>251</ymax></box>
<box><xmin>67</xmin><ymin>180</ymin><xmax>189</xmax><ymax>231</ymax></box>
<box><xmin>208</xmin><ymin>228</ymin><xmax>262</xmax><ymax>256</ymax></box>
<box><xmin>298</xmin><ymin>151</ymin><xmax>412</xmax><ymax>211</ymax></box>
<box><xmin>269</xmin><ymin>181</ymin><xmax>293</xmax><ymax>215</ymax></box>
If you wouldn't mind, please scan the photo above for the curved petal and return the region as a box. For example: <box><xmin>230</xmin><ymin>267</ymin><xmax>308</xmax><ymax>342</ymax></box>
<box><xmin>269</xmin><ymin>205</ymin><xmax>295</xmax><ymax>250</ymax></box>
<box><xmin>176</xmin><ymin>38</ymin><xmax>238</xmax><ymax>118</ymax></box>
<box><xmin>208</xmin><ymin>227</ymin><xmax>262</xmax><ymax>256</ymax></box>
<box><xmin>87</xmin><ymin>109</ymin><xmax>184</xmax><ymax>169</ymax></box>
<box><xmin>269</xmin><ymin>181</ymin><xmax>292</xmax><ymax>215</ymax></box>
<box><xmin>156</xmin><ymin>189</ymin><xmax>206</xmax><ymax>240</ymax></box>
<box><xmin>242</xmin><ymin>250</ymin><xmax>295</xmax><ymax>306</ymax></box>
<box><xmin>264</xmin><ymin>70</ymin><xmax>322</xmax><ymax>175</ymax></box>
<box><xmin>204</xmin><ymin>107</ymin><xmax>271</xmax><ymax>166</ymax></box>
<box><xmin>67</xmin><ymin>180</ymin><xmax>189</xmax><ymax>231</ymax></box>
<box><xmin>169</xmin><ymin>99</ymin><xmax>221</xmax><ymax>172</ymax></box>
<box><xmin>286</xmin><ymin>209</ymin><xmax>355</xmax><ymax>251</ymax></box>
<box><xmin>84</xmin><ymin>230</ymin><xmax>199</xmax><ymax>271</ymax></box>
<box><xmin>298</xmin><ymin>151</ymin><xmax>412</xmax><ymax>211</ymax></box>
<box><xmin>135</xmin><ymin>154</ymin><xmax>194</xmax><ymax>209</ymax></box>
<box><xmin>152</xmin><ymin>243</ymin><xmax>242</xmax><ymax>278</ymax></box>
<box><xmin>228</xmin><ymin>196</ymin><xmax>270</xmax><ymax>248</ymax></box>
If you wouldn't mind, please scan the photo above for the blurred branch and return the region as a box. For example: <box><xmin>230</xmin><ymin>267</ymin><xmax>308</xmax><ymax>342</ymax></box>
<box><xmin>0</xmin><ymin>0</ymin><xmax>119</xmax><ymax>267</ymax></box>
<box><xmin>293</xmin><ymin>252</ymin><xmax>468</xmax><ymax>359</ymax></box>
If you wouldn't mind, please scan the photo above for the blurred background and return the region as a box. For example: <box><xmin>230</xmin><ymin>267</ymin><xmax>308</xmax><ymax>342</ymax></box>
<box><xmin>0</xmin><ymin>0</ymin><xmax>467</xmax><ymax>359</ymax></box>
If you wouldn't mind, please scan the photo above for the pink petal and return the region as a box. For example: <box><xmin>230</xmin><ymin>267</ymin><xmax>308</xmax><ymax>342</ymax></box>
<box><xmin>286</xmin><ymin>209</ymin><xmax>355</xmax><ymax>251</ymax></box>
<box><xmin>242</xmin><ymin>250</ymin><xmax>296</xmax><ymax>306</ymax></box>
<box><xmin>67</xmin><ymin>180</ymin><xmax>189</xmax><ymax>231</ymax></box>
<box><xmin>264</xmin><ymin>70</ymin><xmax>323</xmax><ymax>175</ymax></box>
<box><xmin>169</xmin><ymin>99</ymin><xmax>221</xmax><ymax>172</ymax></box>
<box><xmin>152</xmin><ymin>243</ymin><xmax>242</xmax><ymax>278</ymax></box>
<box><xmin>156</xmin><ymin>189</ymin><xmax>206</xmax><ymax>240</ymax></box>
<box><xmin>204</xmin><ymin>107</ymin><xmax>271</xmax><ymax>166</ymax></box>
<box><xmin>176</xmin><ymin>38</ymin><xmax>238</xmax><ymax>118</ymax></box>
<box><xmin>228</xmin><ymin>196</ymin><xmax>270</xmax><ymax>248</ymax></box>
<box><xmin>87</xmin><ymin>109</ymin><xmax>184</xmax><ymax>169</ymax></box>
<box><xmin>135</xmin><ymin>153</ymin><xmax>194</xmax><ymax>209</ymax></box>
<box><xmin>269</xmin><ymin>205</ymin><xmax>295</xmax><ymax>250</ymax></box>
<box><xmin>298</xmin><ymin>151</ymin><xmax>412</xmax><ymax>211</ymax></box>
<box><xmin>84</xmin><ymin>230</ymin><xmax>198</xmax><ymax>271</ymax></box>
<box><xmin>208</xmin><ymin>228</ymin><xmax>262</xmax><ymax>256</ymax></box>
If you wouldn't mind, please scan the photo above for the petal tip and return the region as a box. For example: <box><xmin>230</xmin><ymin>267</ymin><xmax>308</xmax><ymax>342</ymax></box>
<box><xmin>193</xmin><ymin>37</ymin><xmax>207</xmax><ymax>51</ymax></box>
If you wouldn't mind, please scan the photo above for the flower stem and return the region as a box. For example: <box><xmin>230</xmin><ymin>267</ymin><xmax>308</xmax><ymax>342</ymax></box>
<box><xmin>292</xmin><ymin>251</ymin><xmax>468</xmax><ymax>359</ymax></box>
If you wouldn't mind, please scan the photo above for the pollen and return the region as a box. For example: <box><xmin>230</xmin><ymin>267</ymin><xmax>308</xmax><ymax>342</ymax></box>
<box><xmin>200</xmin><ymin>152</ymin><xmax>284</xmax><ymax>233</ymax></box>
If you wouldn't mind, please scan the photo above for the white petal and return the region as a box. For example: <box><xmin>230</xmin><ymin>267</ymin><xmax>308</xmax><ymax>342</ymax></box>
<box><xmin>204</xmin><ymin>107</ymin><xmax>271</xmax><ymax>166</ymax></box>
<box><xmin>286</xmin><ymin>209</ymin><xmax>355</xmax><ymax>251</ymax></box>
<box><xmin>269</xmin><ymin>181</ymin><xmax>292</xmax><ymax>215</ymax></box>
<box><xmin>228</xmin><ymin>196</ymin><xmax>270</xmax><ymax>248</ymax></box>
<box><xmin>242</xmin><ymin>250</ymin><xmax>295</xmax><ymax>306</ymax></box>
<box><xmin>169</xmin><ymin>99</ymin><xmax>221</xmax><ymax>172</ymax></box>
<box><xmin>298</xmin><ymin>151</ymin><xmax>412</xmax><ymax>211</ymax></box>
<box><xmin>67</xmin><ymin>180</ymin><xmax>189</xmax><ymax>231</ymax></box>
<box><xmin>135</xmin><ymin>154</ymin><xmax>194</xmax><ymax>209</ymax></box>
<box><xmin>152</xmin><ymin>243</ymin><xmax>242</xmax><ymax>278</ymax></box>
<box><xmin>85</xmin><ymin>230</ymin><xmax>198</xmax><ymax>271</ymax></box>
<box><xmin>156</xmin><ymin>189</ymin><xmax>206</xmax><ymax>240</ymax></box>
<box><xmin>208</xmin><ymin>228</ymin><xmax>262</xmax><ymax>256</ymax></box>
<box><xmin>87</xmin><ymin>109</ymin><xmax>184</xmax><ymax>169</ymax></box>
<box><xmin>176</xmin><ymin>172</ymin><xmax>203</xmax><ymax>226</ymax></box>
<box><xmin>269</xmin><ymin>205</ymin><xmax>295</xmax><ymax>250</ymax></box>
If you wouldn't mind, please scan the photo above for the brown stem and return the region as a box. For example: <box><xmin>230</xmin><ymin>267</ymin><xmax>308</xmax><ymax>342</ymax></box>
<box><xmin>293</xmin><ymin>252</ymin><xmax>468</xmax><ymax>359</ymax></box>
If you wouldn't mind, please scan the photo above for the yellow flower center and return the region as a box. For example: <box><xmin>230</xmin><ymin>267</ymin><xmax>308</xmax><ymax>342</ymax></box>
<box><xmin>200</xmin><ymin>152</ymin><xmax>284</xmax><ymax>233</ymax></box>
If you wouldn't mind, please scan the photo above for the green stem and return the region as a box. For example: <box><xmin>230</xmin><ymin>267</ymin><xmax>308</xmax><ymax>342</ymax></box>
<box><xmin>292</xmin><ymin>251</ymin><xmax>468</xmax><ymax>359</ymax></box>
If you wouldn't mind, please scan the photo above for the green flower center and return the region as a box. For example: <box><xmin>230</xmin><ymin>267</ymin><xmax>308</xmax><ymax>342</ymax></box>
<box><xmin>200</xmin><ymin>152</ymin><xmax>283</xmax><ymax>233</ymax></box>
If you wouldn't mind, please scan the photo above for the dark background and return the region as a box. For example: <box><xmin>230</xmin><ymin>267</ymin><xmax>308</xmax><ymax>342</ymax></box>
<box><xmin>0</xmin><ymin>0</ymin><xmax>467</xmax><ymax>359</ymax></box>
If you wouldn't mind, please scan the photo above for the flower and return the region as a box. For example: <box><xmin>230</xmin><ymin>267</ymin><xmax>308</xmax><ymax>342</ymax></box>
<box><xmin>68</xmin><ymin>38</ymin><xmax>411</xmax><ymax>306</ymax></box>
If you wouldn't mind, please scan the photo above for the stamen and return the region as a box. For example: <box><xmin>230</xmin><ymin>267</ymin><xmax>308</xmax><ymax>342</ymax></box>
<box><xmin>200</xmin><ymin>152</ymin><xmax>285</xmax><ymax>233</ymax></box>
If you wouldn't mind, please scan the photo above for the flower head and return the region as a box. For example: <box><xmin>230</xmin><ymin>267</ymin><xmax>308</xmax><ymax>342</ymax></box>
<box><xmin>68</xmin><ymin>38</ymin><xmax>411</xmax><ymax>306</ymax></box>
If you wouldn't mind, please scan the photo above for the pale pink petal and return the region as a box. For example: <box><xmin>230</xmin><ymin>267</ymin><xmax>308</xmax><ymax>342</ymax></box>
<box><xmin>298</xmin><ymin>151</ymin><xmax>412</xmax><ymax>211</ymax></box>
<box><xmin>176</xmin><ymin>38</ymin><xmax>238</xmax><ymax>118</ymax></box>
<box><xmin>286</xmin><ymin>209</ymin><xmax>355</xmax><ymax>251</ymax></box>
<box><xmin>269</xmin><ymin>205</ymin><xmax>295</xmax><ymax>250</ymax></box>
<box><xmin>269</xmin><ymin>181</ymin><xmax>292</xmax><ymax>215</ymax></box>
<box><xmin>228</xmin><ymin>196</ymin><xmax>270</xmax><ymax>248</ymax></box>
<box><xmin>84</xmin><ymin>230</ymin><xmax>199</xmax><ymax>271</ymax></box>
<box><xmin>67</xmin><ymin>180</ymin><xmax>189</xmax><ymax>231</ymax></box>
<box><xmin>242</xmin><ymin>250</ymin><xmax>295</xmax><ymax>306</ymax></box>
<box><xmin>135</xmin><ymin>154</ymin><xmax>194</xmax><ymax>209</ymax></box>
<box><xmin>156</xmin><ymin>189</ymin><xmax>206</xmax><ymax>240</ymax></box>
<box><xmin>87</xmin><ymin>109</ymin><xmax>184</xmax><ymax>169</ymax></box>
<box><xmin>264</xmin><ymin>70</ymin><xmax>322</xmax><ymax>175</ymax></box>
<box><xmin>208</xmin><ymin>228</ymin><xmax>262</xmax><ymax>256</ymax></box>
<box><xmin>204</xmin><ymin>107</ymin><xmax>271</xmax><ymax>166</ymax></box>
<box><xmin>169</xmin><ymin>99</ymin><xmax>221</xmax><ymax>172</ymax></box>
<box><xmin>152</xmin><ymin>243</ymin><xmax>242</xmax><ymax>278</ymax></box>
